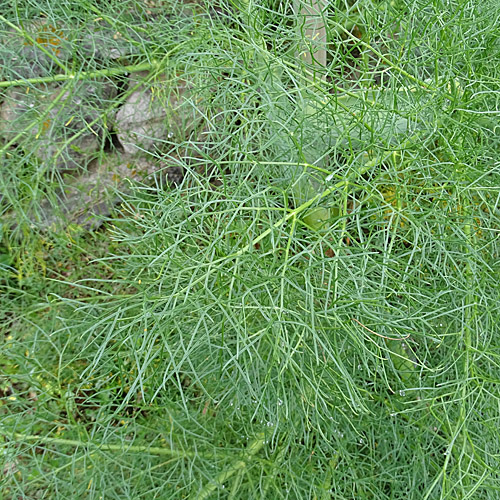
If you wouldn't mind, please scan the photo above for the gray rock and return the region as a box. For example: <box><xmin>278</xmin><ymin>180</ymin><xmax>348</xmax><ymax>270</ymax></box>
<box><xmin>37</xmin><ymin>153</ymin><xmax>165</xmax><ymax>230</ymax></box>
<box><xmin>0</xmin><ymin>81</ymin><xmax>117</xmax><ymax>171</ymax></box>
<box><xmin>0</xmin><ymin>20</ymin><xmax>73</xmax><ymax>81</ymax></box>
<box><xmin>115</xmin><ymin>85</ymin><xmax>170</xmax><ymax>155</ymax></box>
<box><xmin>115</xmin><ymin>75</ymin><xmax>204</xmax><ymax>155</ymax></box>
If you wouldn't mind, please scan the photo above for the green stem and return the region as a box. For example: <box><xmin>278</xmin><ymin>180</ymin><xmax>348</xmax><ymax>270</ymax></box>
<box><xmin>7</xmin><ymin>432</ymin><xmax>213</xmax><ymax>460</ymax></box>
<box><xmin>191</xmin><ymin>433</ymin><xmax>266</xmax><ymax>500</ymax></box>
<box><xmin>0</xmin><ymin>62</ymin><xmax>160</xmax><ymax>88</ymax></box>
<box><xmin>152</xmin><ymin>163</ymin><xmax>371</xmax><ymax>291</ymax></box>
<box><xmin>229</xmin><ymin>163</ymin><xmax>370</xmax><ymax>258</ymax></box>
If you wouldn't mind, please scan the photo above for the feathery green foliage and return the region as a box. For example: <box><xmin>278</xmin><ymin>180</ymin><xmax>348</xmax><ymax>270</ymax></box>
<box><xmin>1</xmin><ymin>0</ymin><xmax>500</xmax><ymax>498</ymax></box>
